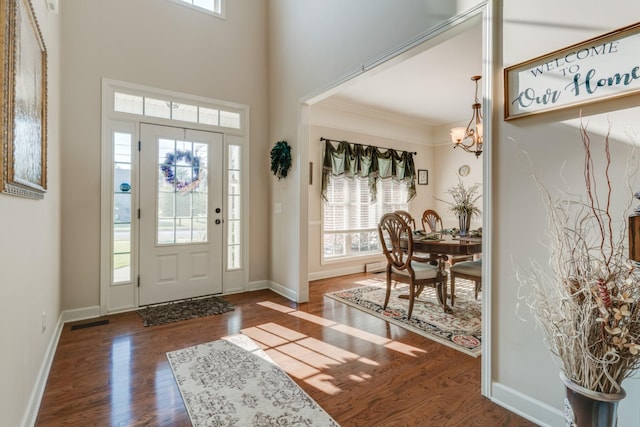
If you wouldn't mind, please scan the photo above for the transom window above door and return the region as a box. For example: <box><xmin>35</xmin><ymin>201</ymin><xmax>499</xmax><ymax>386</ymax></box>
<box><xmin>114</xmin><ymin>92</ymin><xmax>240</xmax><ymax>129</ymax></box>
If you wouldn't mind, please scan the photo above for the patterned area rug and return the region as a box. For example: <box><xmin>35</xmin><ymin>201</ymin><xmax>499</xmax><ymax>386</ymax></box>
<box><xmin>166</xmin><ymin>334</ymin><xmax>340</xmax><ymax>427</ymax></box>
<box><xmin>137</xmin><ymin>295</ymin><xmax>234</xmax><ymax>327</ymax></box>
<box><xmin>326</xmin><ymin>277</ymin><xmax>481</xmax><ymax>357</ymax></box>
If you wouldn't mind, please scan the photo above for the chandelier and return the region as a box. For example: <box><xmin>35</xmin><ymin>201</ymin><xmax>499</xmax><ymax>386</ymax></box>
<box><xmin>450</xmin><ymin>75</ymin><xmax>483</xmax><ymax>158</ymax></box>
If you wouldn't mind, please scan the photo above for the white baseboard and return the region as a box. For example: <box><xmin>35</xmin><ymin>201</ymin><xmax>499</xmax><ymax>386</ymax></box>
<box><xmin>308</xmin><ymin>265</ymin><xmax>366</xmax><ymax>281</ymax></box>
<box><xmin>246</xmin><ymin>280</ymin><xmax>269</xmax><ymax>291</ymax></box>
<box><xmin>61</xmin><ymin>305</ymin><xmax>101</xmax><ymax>323</ymax></box>
<box><xmin>491</xmin><ymin>381</ymin><xmax>563</xmax><ymax>427</ymax></box>
<box><xmin>268</xmin><ymin>280</ymin><xmax>298</xmax><ymax>301</ymax></box>
<box><xmin>20</xmin><ymin>315</ymin><xmax>64</xmax><ymax>427</ymax></box>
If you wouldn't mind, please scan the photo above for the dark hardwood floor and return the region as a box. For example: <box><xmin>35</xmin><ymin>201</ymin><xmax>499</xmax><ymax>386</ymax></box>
<box><xmin>36</xmin><ymin>273</ymin><xmax>536</xmax><ymax>426</ymax></box>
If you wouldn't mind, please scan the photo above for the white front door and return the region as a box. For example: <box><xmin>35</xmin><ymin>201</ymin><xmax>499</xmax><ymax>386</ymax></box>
<box><xmin>139</xmin><ymin>124</ymin><xmax>223</xmax><ymax>305</ymax></box>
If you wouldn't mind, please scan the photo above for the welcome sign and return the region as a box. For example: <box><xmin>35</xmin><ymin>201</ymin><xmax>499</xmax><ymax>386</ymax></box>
<box><xmin>504</xmin><ymin>22</ymin><xmax>640</xmax><ymax>120</ymax></box>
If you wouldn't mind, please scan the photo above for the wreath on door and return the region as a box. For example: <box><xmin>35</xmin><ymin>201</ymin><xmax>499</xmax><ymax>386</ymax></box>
<box><xmin>270</xmin><ymin>140</ymin><xmax>292</xmax><ymax>180</ymax></box>
<box><xmin>160</xmin><ymin>150</ymin><xmax>202</xmax><ymax>191</ymax></box>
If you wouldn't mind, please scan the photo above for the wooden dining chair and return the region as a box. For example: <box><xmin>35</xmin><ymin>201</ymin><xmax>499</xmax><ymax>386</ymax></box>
<box><xmin>421</xmin><ymin>209</ymin><xmax>442</xmax><ymax>233</ymax></box>
<box><xmin>449</xmin><ymin>259</ymin><xmax>482</xmax><ymax>306</ymax></box>
<box><xmin>422</xmin><ymin>208</ymin><xmax>474</xmax><ymax>265</ymax></box>
<box><xmin>377</xmin><ymin>213</ymin><xmax>448</xmax><ymax>319</ymax></box>
<box><xmin>395</xmin><ymin>210</ymin><xmax>416</xmax><ymax>229</ymax></box>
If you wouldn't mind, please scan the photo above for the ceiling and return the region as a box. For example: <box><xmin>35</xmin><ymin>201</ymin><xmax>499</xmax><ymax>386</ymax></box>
<box><xmin>323</xmin><ymin>20</ymin><xmax>483</xmax><ymax>128</ymax></box>
<box><xmin>318</xmin><ymin>19</ymin><xmax>640</xmax><ymax>144</ymax></box>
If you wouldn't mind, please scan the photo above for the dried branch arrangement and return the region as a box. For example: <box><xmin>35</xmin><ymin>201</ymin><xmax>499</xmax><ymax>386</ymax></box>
<box><xmin>437</xmin><ymin>178</ymin><xmax>482</xmax><ymax>217</ymax></box>
<box><xmin>518</xmin><ymin>122</ymin><xmax>640</xmax><ymax>394</ymax></box>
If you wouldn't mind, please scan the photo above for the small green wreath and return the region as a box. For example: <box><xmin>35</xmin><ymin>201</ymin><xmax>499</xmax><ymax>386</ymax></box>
<box><xmin>270</xmin><ymin>140</ymin><xmax>292</xmax><ymax>180</ymax></box>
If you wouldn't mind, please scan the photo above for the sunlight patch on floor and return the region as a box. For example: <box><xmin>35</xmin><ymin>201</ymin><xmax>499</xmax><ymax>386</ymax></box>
<box><xmin>330</xmin><ymin>324</ymin><xmax>391</xmax><ymax>346</ymax></box>
<box><xmin>250</xmin><ymin>298</ymin><xmax>428</xmax><ymax>395</ymax></box>
<box><xmin>289</xmin><ymin>310</ymin><xmax>338</xmax><ymax>326</ymax></box>
<box><xmin>256</xmin><ymin>301</ymin><xmax>297</xmax><ymax>313</ymax></box>
<box><xmin>304</xmin><ymin>373</ymin><xmax>342</xmax><ymax>395</ymax></box>
<box><xmin>266</xmin><ymin>348</ymin><xmax>322</xmax><ymax>379</ymax></box>
<box><xmin>384</xmin><ymin>340</ymin><xmax>428</xmax><ymax>356</ymax></box>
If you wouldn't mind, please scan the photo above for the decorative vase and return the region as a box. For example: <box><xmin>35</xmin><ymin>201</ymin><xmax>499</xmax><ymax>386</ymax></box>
<box><xmin>458</xmin><ymin>212</ymin><xmax>471</xmax><ymax>237</ymax></box>
<box><xmin>560</xmin><ymin>372</ymin><xmax>626</xmax><ymax>427</ymax></box>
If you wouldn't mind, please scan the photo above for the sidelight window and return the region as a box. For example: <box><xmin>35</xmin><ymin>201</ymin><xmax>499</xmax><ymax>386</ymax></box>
<box><xmin>113</xmin><ymin>132</ymin><xmax>133</xmax><ymax>283</ymax></box>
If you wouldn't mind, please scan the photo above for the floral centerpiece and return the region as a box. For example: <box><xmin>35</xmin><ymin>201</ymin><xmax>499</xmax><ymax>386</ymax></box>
<box><xmin>437</xmin><ymin>178</ymin><xmax>482</xmax><ymax>236</ymax></box>
<box><xmin>517</xmin><ymin>124</ymin><xmax>640</xmax><ymax>425</ymax></box>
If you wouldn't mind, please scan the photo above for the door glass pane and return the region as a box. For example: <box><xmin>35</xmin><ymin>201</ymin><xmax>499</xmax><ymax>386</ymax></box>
<box><xmin>113</xmin><ymin>132</ymin><xmax>132</xmax><ymax>284</ymax></box>
<box><xmin>227</xmin><ymin>145</ymin><xmax>241</xmax><ymax>269</ymax></box>
<box><xmin>156</xmin><ymin>139</ymin><xmax>208</xmax><ymax>245</ymax></box>
<box><xmin>228</xmin><ymin>245</ymin><xmax>240</xmax><ymax>270</ymax></box>
<box><xmin>176</xmin><ymin>219</ymin><xmax>193</xmax><ymax>243</ymax></box>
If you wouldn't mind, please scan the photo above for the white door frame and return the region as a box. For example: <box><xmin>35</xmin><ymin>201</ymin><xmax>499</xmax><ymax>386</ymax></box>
<box><xmin>99</xmin><ymin>79</ymin><xmax>250</xmax><ymax>315</ymax></box>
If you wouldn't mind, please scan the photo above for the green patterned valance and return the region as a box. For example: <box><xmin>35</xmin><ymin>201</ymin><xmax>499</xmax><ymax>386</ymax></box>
<box><xmin>321</xmin><ymin>139</ymin><xmax>416</xmax><ymax>203</ymax></box>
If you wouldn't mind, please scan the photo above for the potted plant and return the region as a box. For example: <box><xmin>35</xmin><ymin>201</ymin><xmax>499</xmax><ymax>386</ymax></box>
<box><xmin>437</xmin><ymin>178</ymin><xmax>482</xmax><ymax>236</ymax></box>
<box><xmin>517</xmin><ymin>124</ymin><xmax>640</xmax><ymax>427</ymax></box>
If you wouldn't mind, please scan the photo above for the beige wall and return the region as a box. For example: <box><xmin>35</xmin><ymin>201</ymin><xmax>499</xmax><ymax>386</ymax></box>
<box><xmin>432</xmin><ymin>137</ymin><xmax>484</xmax><ymax>230</ymax></box>
<box><xmin>59</xmin><ymin>0</ymin><xmax>269</xmax><ymax>310</ymax></box>
<box><xmin>498</xmin><ymin>2</ymin><xmax>640</xmax><ymax>423</ymax></box>
<box><xmin>0</xmin><ymin>3</ymin><xmax>61</xmax><ymax>426</ymax></box>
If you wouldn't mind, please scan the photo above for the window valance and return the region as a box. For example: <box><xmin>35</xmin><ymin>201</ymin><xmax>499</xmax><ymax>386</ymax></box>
<box><xmin>321</xmin><ymin>139</ymin><xmax>416</xmax><ymax>203</ymax></box>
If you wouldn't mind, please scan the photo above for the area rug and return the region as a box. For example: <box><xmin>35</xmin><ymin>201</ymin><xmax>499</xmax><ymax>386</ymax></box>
<box><xmin>137</xmin><ymin>295</ymin><xmax>234</xmax><ymax>327</ymax></box>
<box><xmin>166</xmin><ymin>334</ymin><xmax>340</xmax><ymax>427</ymax></box>
<box><xmin>326</xmin><ymin>277</ymin><xmax>481</xmax><ymax>357</ymax></box>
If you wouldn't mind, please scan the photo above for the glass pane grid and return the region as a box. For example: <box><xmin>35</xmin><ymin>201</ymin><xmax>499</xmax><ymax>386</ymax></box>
<box><xmin>226</xmin><ymin>145</ymin><xmax>241</xmax><ymax>269</ymax></box>
<box><xmin>156</xmin><ymin>139</ymin><xmax>208</xmax><ymax>246</ymax></box>
<box><xmin>323</xmin><ymin>177</ymin><xmax>407</xmax><ymax>260</ymax></box>
<box><xmin>113</xmin><ymin>89</ymin><xmax>242</xmax><ymax>131</ymax></box>
<box><xmin>113</xmin><ymin>132</ymin><xmax>133</xmax><ymax>284</ymax></box>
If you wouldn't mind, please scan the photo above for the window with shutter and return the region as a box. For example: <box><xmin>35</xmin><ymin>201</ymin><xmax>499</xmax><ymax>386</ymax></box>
<box><xmin>323</xmin><ymin>176</ymin><xmax>408</xmax><ymax>260</ymax></box>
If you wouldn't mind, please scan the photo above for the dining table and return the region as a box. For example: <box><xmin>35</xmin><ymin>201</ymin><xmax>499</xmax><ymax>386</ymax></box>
<box><xmin>400</xmin><ymin>232</ymin><xmax>483</xmax><ymax>312</ymax></box>
<box><xmin>411</xmin><ymin>233</ymin><xmax>482</xmax><ymax>259</ymax></box>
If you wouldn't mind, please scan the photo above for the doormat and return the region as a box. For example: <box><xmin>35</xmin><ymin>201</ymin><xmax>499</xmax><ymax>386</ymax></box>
<box><xmin>326</xmin><ymin>277</ymin><xmax>481</xmax><ymax>357</ymax></box>
<box><xmin>166</xmin><ymin>334</ymin><xmax>340</xmax><ymax>427</ymax></box>
<box><xmin>137</xmin><ymin>295</ymin><xmax>234</xmax><ymax>327</ymax></box>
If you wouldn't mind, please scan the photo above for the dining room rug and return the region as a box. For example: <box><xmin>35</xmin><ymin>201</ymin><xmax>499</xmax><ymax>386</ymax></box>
<box><xmin>326</xmin><ymin>277</ymin><xmax>481</xmax><ymax>357</ymax></box>
<box><xmin>137</xmin><ymin>295</ymin><xmax>234</xmax><ymax>327</ymax></box>
<box><xmin>166</xmin><ymin>334</ymin><xmax>340</xmax><ymax>427</ymax></box>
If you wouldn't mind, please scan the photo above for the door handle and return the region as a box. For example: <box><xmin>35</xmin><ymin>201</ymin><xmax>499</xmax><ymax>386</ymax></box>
<box><xmin>215</xmin><ymin>208</ymin><xmax>221</xmax><ymax>214</ymax></box>
<box><xmin>215</xmin><ymin>219</ymin><xmax>222</xmax><ymax>225</ymax></box>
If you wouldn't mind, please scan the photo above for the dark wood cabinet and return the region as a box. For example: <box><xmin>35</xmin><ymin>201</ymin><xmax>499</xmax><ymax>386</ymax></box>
<box><xmin>630</xmin><ymin>215</ymin><xmax>640</xmax><ymax>262</ymax></box>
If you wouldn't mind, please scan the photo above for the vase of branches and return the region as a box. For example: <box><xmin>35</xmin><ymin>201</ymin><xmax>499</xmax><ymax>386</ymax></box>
<box><xmin>517</xmin><ymin>123</ymin><xmax>640</xmax><ymax>427</ymax></box>
<box><xmin>458</xmin><ymin>211</ymin><xmax>472</xmax><ymax>237</ymax></box>
<box><xmin>438</xmin><ymin>178</ymin><xmax>481</xmax><ymax>237</ymax></box>
<box><xmin>560</xmin><ymin>371</ymin><xmax>626</xmax><ymax>426</ymax></box>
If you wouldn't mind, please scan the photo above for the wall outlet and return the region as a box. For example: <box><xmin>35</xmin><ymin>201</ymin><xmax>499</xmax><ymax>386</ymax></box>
<box><xmin>41</xmin><ymin>312</ymin><xmax>46</xmax><ymax>334</ymax></box>
<box><xmin>47</xmin><ymin>0</ymin><xmax>59</xmax><ymax>13</ymax></box>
